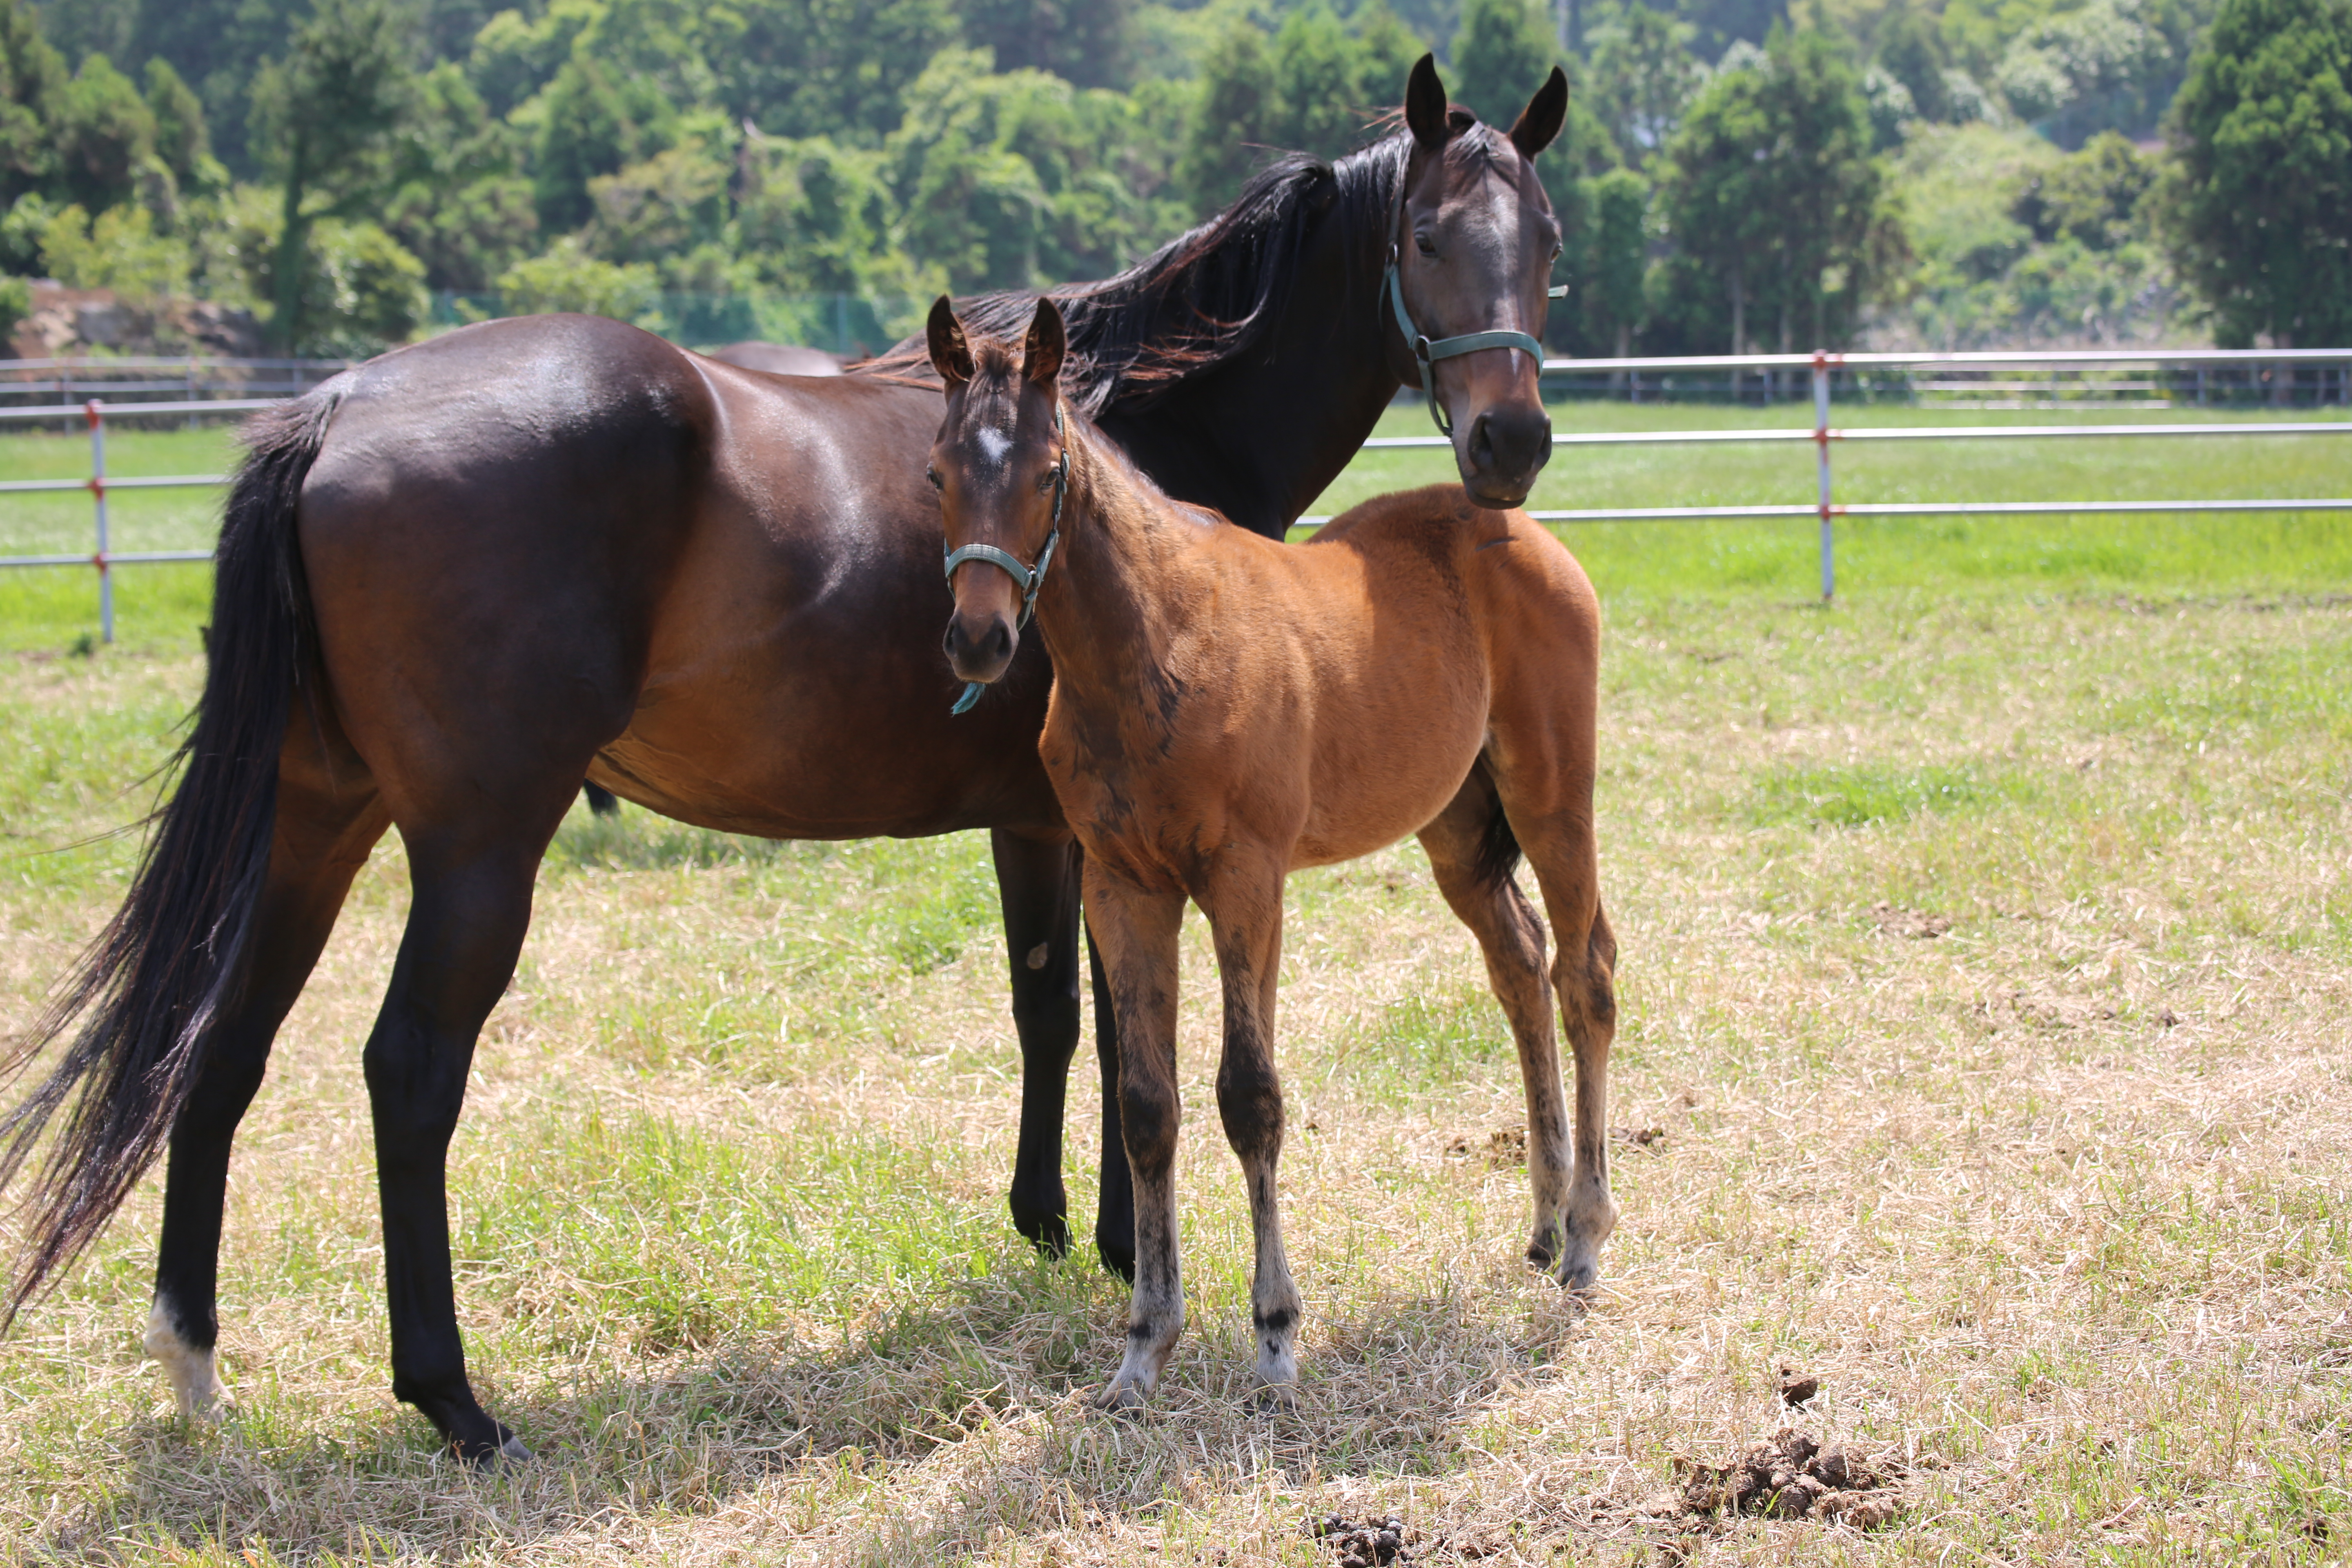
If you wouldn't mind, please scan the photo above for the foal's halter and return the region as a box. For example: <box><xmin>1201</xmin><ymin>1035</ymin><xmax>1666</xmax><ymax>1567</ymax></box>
<box><xmin>1382</xmin><ymin>165</ymin><xmax>1568</xmax><ymax>437</ymax></box>
<box><xmin>943</xmin><ymin>406</ymin><xmax>1069</xmax><ymax>715</ymax></box>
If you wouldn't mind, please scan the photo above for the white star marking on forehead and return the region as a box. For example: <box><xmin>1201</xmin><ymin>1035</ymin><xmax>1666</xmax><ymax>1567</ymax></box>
<box><xmin>974</xmin><ymin>425</ymin><xmax>1012</xmax><ymax>468</ymax></box>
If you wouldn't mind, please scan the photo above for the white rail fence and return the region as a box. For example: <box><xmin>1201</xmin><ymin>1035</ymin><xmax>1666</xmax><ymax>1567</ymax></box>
<box><xmin>4</xmin><ymin>349</ymin><xmax>2350</xmax><ymax>641</ymax></box>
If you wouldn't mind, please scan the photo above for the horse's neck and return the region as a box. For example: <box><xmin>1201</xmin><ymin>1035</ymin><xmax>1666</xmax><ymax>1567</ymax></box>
<box><xmin>1097</xmin><ymin>198</ymin><xmax>1402</xmax><ymax>539</ymax></box>
<box><xmin>1034</xmin><ymin>443</ymin><xmax>1200</xmax><ymax>717</ymax></box>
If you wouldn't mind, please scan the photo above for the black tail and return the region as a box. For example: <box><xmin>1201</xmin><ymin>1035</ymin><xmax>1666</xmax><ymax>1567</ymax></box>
<box><xmin>1474</xmin><ymin>771</ymin><xmax>1524</xmax><ymax>893</ymax></box>
<box><xmin>0</xmin><ymin>392</ymin><xmax>339</xmax><ymax>1324</ymax></box>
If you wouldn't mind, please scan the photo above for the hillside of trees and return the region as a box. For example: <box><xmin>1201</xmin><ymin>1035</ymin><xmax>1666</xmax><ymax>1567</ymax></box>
<box><xmin>4</xmin><ymin>0</ymin><xmax>2346</xmax><ymax>357</ymax></box>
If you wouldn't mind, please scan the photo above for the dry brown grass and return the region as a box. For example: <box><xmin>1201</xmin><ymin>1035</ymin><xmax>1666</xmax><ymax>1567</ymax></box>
<box><xmin>2</xmin><ymin>587</ymin><xmax>2348</xmax><ymax>1566</ymax></box>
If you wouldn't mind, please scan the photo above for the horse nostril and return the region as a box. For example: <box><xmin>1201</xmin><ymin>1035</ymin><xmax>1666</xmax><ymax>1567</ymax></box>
<box><xmin>987</xmin><ymin>620</ymin><xmax>1013</xmax><ymax>663</ymax></box>
<box><xmin>1468</xmin><ymin>411</ymin><xmax>1497</xmax><ymax>470</ymax></box>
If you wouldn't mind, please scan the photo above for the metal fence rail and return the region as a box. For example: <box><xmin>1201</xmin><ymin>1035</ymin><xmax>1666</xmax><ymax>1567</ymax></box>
<box><xmin>7</xmin><ymin>349</ymin><xmax>2352</xmax><ymax>641</ymax></box>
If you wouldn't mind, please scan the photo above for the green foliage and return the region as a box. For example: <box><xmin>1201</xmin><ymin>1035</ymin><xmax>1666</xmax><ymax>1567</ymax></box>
<box><xmin>1876</xmin><ymin>0</ymin><xmax>1951</xmax><ymax>119</ymax></box>
<box><xmin>1749</xmin><ymin>762</ymin><xmax>2027</xmax><ymax>826</ymax></box>
<box><xmin>0</xmin><ymin>0</ymin><xmax>66</xmax><ymax>202</ymax></box>
<box><xmin>1588</xmin><ymin>0</ymin><xmax>1708</xmax><ymax>164</ymax></box>
<box><xmin>494</xmin><ymin>231</ymin><xmax>659</xmax><ymax>319</ymax></box>
<box><xmin>1451</xmin><ymin>0</ymin><xmax>1561</xmax><ymax>131</ymax></box>
<box><xmin>529</xmin><ymin>53</ymin><xmax>677</xmax><ymax>233</ymax></box>
<box><xmin>736</xmin><ymin>133</ymin><xmax>900</xmax><ymax>294</ymax></box>
<box><xmin>221</xmin><ymin>185</ymin><xmax>426</xmax><ymax>352</ymax></box>
<box><xmin>704</xmin><ymin>0</ymin><xmax>958</xmax><ymax>145</ymax></box>
<box><xmin>381</xmin><ymin>61</ymin><xmax>535</xmax><ymax>291</ymax></box>
<box><xmin>960</xmin><ymin>0</ymin><xmax>1136</xmax><ymax>89</ymax></box>
<box><xmin>2158</xmin><ymin>0</ymin><xmax>2352</xmax><ymax>347</ymax></box>
<box><xmin>142</xmin><ymin>57</ymin><xmax>214</xmax><ymax>192</ymax></box>
<box><xmin>1178</xmin><ymin>15</ymin><xmax>1277</xmax><ymax>216</ymax></box>
<box><xmin>1652</xmin><ymin>26</ymin><xmax>1900</xmax><ymax>352</ymax></box>
<box><xmin>49</xmin><ymin>51</ymin><xmax>154</xmax><ymax>213</ymax></box>
<box><xmin>249</xmin><ymin>0</ymin><xmax>416</xmax><ymax>350</ymax></box>
<box><xmin>0</xmin><ymin>267</ymin><xmax>27</xmax><ymax>335</ymax></box>
<box><xmin>35</xmin><ymin>197</ymin><xmax>187</xmax><ymax>300</ymax></box>
<box><xmin>1581</xmin><ymin>165</ymin><xmax>1648</xmax><ymax>350</ymax></box>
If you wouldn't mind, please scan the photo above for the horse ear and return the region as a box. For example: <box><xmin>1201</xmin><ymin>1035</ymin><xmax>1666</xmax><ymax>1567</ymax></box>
<box><xmin>927</xmin><ymin>295</ymin><xmax>973</xmax><ymax>388</ymax></box>
<box><xmin>1509</xmin><ymin>67</ymin><xmax>1570</xmax><ymax>161</ymax></box>
<box><xmin>1405</xmin><ymin>54</ymin><xmax>1449</xmax><ymax>152</ymax></box>
<box><xmin>1023</xmin><ymin>296</ymin><xmax>1066</xmax><ymax>391</ymax></box>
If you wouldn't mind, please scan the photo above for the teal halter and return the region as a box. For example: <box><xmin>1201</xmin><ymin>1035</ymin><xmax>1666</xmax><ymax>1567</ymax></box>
<box><xmin>1382</xmin><ymin>247</ymin><xmax>1566</xmax><ymax>437</ymax></box>
<box><xmin>944</xmin><ymin>407</ymin><xmax>1068</xmax><ymax>715</ymax></box>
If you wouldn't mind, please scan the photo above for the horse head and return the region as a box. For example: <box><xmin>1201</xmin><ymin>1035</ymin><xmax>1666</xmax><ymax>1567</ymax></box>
<box><xmin>1390</xmin><ymin>55</ymin><xmax>1569</xmax><ymax>511</ymax></box>
<box><xmin>927</xmin><ymin>295</ymin><xmax>1070</xmax><ymax>693</ymax></box>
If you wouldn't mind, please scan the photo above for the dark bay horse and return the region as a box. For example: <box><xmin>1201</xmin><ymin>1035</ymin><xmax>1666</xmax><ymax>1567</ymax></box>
<box><xmin>924</xmin><ymin>297</ymin><xmax>1615</xmax><ymax>1409</ymax></box>
<box><xmin>0</xmin><ymin>59</ymin><xmax>1572</xmax><ymax>1461</ymax></box>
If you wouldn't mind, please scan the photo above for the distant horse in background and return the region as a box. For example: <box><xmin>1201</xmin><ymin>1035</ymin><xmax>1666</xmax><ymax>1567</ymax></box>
<box><xmin>704</xmin><ymin>341</ymin><xmax>846</xmax><ymax>376</ymax></box>
<box><xmin>0</xmin><ymin>57</ymin><xmax>1575</xmax><ymax>1461</ymax></box>
<box><xmin>924</xmin><ymin>296</ymin><xmax>1615</xmax><ymax>1409</ymax></box>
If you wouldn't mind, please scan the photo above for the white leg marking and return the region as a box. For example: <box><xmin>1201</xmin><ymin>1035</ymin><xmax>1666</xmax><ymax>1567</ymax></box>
<box><xmin>1026</xmin><ymin>941</ymin><xmax>1051</xmax><ymax>970</ymax></box>
<box><xmin>144</xmin><ymin>1298</ymin><xmax>226</xmax><ymax>1421</ymax></box>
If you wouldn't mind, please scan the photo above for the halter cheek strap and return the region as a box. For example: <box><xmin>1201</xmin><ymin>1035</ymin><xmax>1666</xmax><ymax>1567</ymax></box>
<box><xmin>943</xmin><ymin>408</ymin><xmax>1069</xmax><ymax>715</ymax></box>
<box><xmin>1382</xmin><ymin>247</ymin><xmax>1567</xmax><ymax>437</ymax></box>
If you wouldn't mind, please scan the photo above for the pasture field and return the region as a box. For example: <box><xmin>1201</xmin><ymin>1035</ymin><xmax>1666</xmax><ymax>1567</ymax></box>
<box><xmin>0</xmin><ymin>409</ymin><xmax>2348</xmax><ymax>1565</ymax></box>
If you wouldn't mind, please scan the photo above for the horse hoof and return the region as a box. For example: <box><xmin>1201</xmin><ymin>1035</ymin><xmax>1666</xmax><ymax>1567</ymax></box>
<box><xmin>1250</xmin><ymin>1383</ymin><xmax>1298</xmax><ymax>1415</ymax></box>
<box><xmin>1093</xmin><ymin>1381</ymin><xmax>1149</xmax><ymax>1414</ymax></box>
<box><xmin>498</xmin><ymin>1434</ymin><xmax>534</xmax><ymax>1464</ymax></box>
<box><xmin>1014</xmin><ymin>1209</ymin><xmax>1074</xmax><ymax>1260</ymax></box>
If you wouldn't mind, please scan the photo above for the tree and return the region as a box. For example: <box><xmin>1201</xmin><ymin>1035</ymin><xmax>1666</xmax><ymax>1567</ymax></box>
<box><xmin>1452</xmin><ymin>0</ymin><xmax>1560</xmax><ymax>130</ymax></box>
<box><xmin>531</xmin><ymin>54</ymin><xmax>675</xmax><ymax>233</ymax></box>
<box><xmin>144</xmin><ymin>58</ymin><xmax>215</xmax><ymax>192</ymax></box>
<box><xmin>1582</xmin><ymin>166</ymin><xmax>1648</xmax><ymax>353</ymax></box>
<box><xmin>382</xmin><ymin>61</ymin><xmax>535</xmax><ymax>290</ymax></box>
<box><xmin>1875</xmin><ymin>0</ymin><xmax>1950</xmax><ymax>121</ymax></box>
<box><xmin>249</xmin><ymin>0</ymin><xmax>416</xmax><ymax>351</ymax></box>
<box><xmin>0</xmin><ymin>0</ymin><xmax>66</xmax><ymax>204</ymax></box>
<box><xmin>1654</xmin><ymin>26</ymin><xmax>1898</xmax><ymax>361</ymax></box>
<box><xmin>1587</xmin><ymin>0</ymin><xmax>1707</xmax><ymax>165</ymax></box>
<box><xmin>2158</xmin><ymin>0</ymin><xmax>2352</xmax><ymax>350</ymax></box>
<box><xmin>50</xmin><ymin>53</ymin><xmax>157</xmax><ymax>214</ymax></box>
<box><xmin>960</xmin><ymin>0</ymin><xmax>1135</xmax><ymax>89</ymax></box>
<box><xmin>710</xmin><ymin>0</ymin><xmax>958</xmax><ymax>145</ymax></box>
<box><xmin>1177</xmin><ymin>16</ymin><xmax>1277</xmax><ymax>215</ymax></box>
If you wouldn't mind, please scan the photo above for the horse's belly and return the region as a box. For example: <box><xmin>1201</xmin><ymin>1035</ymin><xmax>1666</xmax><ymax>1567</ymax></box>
<box><xmin>1289</xmin><ymin>718</ymin><xmax>1485</xmax><ymax>869</ymax></box>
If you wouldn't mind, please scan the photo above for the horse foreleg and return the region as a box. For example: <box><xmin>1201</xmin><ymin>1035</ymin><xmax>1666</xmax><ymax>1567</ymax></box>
<box><xmin>363</xmin><ymin>820</ymin><xmax>556</xmax><ymax>1464</ymax></box>
<box><xmin>989</xmin><ymin>828</ymin><xmax>1083</xmax><ymax>1257</ymax></box>
<box><xmin>1086</xmin><ymin>922</ymin><xmax>1136</xmax><ymax>1281</ymax></box>
<box><xmin>149</xmin><ymin>710</ymin><xmax>388</xmax><ymax>1420</ymax></box>
<box><xmin>1198</xmin><ymin>861</ymin><xmax>1301</xmax><ymax>1407</ymax></box>
<box><xmin>1080</xmin><ymin>864</ymin><xmax>1186</xmax><ymax>1409</ymax></box>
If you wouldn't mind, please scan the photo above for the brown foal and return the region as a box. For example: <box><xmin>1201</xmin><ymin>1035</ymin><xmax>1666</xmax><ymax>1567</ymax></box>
<box><xmin>922</xmin><ymin>296</ymin><xmax>1618</xmax><ymax>1410</ymax></box>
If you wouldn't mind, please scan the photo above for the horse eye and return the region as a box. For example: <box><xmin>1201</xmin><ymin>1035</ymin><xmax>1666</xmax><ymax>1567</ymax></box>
<box><xmin>1036</xmin><ymin>464</ymin><xmax>1058</xmax><ymax>492</ymax></box>
<box><xmin>1552</xmin><ymin>241</ymin><xmax>1564</xmax><ymax>261</ymax></box>
<box><xmin>1414</xmin><ymin>233</ymin><xmax>1437</xmax><ymax>257</ymax></box>
<box><xmin>926</xmin><ymin>468</ymin><xmax>943</xmax><ymax>490</ymax></box>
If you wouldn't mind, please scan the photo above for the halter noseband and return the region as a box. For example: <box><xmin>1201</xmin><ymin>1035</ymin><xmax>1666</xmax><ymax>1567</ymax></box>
<box><xmin>944</xmin><ymin>406</ymin><xmax>1069</xmax><ymax>715</ymax></box>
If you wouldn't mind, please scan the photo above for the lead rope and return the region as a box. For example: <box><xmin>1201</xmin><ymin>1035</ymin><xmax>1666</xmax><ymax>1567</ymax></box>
<box><xmin>946</xmin><ymin>407</ymin><xmax>1069</xmax><ymax>715</ymax></box>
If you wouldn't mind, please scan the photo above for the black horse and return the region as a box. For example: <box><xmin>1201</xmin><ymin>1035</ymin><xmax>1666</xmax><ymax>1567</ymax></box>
<box><xmin>0</xmin><ymin>59</ymin><xmax>1569</xmax><ymax>1462</ymax></box>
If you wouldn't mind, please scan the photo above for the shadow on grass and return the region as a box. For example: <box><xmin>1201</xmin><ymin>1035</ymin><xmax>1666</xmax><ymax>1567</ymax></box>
<box><xmin>61</xmin><ymin>1263</ymin><xmax>1580</xmax><ymax>1563</ymax></box>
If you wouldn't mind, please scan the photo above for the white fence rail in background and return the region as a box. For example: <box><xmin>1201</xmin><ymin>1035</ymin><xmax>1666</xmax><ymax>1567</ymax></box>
<box><xmin>1334</xmin><ymin>346</ymin><xmax>2352</xmax><ymax>600</ymax></box>
<box><xmin>4</xmin><ymin>349</ymin><xmax>2351</xmax><ymax>642</ymax></box>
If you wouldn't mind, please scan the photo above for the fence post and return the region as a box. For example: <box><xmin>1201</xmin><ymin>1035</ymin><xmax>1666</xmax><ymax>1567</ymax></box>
<box><xmin>1814</xmin><ymin>351</ymin><xmax>1833</xmax><ymax>602</ymax></box>
<box><xmin>87</xmin><ymin>399</ymin><xmax>113</xmax><ymax>644</ymax></box>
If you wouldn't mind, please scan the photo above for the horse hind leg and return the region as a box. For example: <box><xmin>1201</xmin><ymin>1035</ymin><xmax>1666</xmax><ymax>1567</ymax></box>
<box><xmin>148</xmin><ymin>719</ymin><xmax>389</xmax><ymax>1419</ymax></box>
<box><xmin>1417</xmin><ymin>771</ymin><xmax>1579</xmax><ymax>1281</ymax></box>
<box><xmin>1479</xmin><ymin>764</ymin><xmax>1618</xmax><ymax>1290</ymax></box>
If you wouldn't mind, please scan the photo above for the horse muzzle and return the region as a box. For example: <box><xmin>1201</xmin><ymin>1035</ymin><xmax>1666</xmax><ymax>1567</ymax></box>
<box><xmin>1458</xmin><ymin>399</ymin><xmax>1553</xmax><ymax>511</ymax></box>
<box><xmin>944</xmin><ymin>608</ymin><xmax>1018</xmax><ymax>686</ymax></box>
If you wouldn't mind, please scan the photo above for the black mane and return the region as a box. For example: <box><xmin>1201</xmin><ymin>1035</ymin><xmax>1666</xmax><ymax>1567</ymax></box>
<box><xmin>860</xmin><ymin>131</ymin><xmax>1414</xmax><ymax>417</ymax></box>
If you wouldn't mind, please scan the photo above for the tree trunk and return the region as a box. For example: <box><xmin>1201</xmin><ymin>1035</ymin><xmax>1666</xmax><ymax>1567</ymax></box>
<box><xmin>1729</xmin><ymin>264</ymin><xmax>1745</xmax><ymax>401</ymax></box>
<box><xmin>272</xmin><ymin>138</ymin><xmax>308</xmax><ymax>357</ymax></box>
